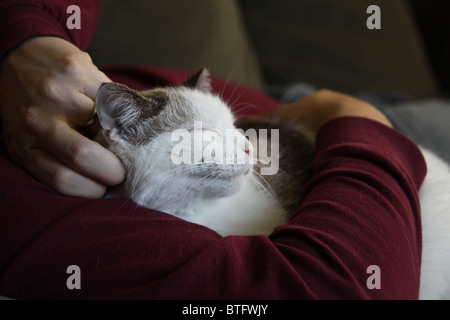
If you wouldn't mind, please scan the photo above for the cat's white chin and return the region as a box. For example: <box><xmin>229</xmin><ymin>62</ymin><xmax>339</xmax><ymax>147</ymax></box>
<box><xmin>207</xmin><ymin>170</ymin><xmax>251</xmax><ymax>198</ymax></box>
<box><xmin>218</xmin><ymin>166</ymin><xmax>251</xmax><ymax>181</ymax></box>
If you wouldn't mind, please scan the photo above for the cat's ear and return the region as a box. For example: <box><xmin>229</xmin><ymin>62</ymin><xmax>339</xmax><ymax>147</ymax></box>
<box><xmin>183</xmin><ymin>68</ymin><xmax>212</xmax><ymax>93</ymax></box>
<box><xmin>95</xmin><ymin>82</ymin><xmax>148</xmax><ymax>143</ymax></box>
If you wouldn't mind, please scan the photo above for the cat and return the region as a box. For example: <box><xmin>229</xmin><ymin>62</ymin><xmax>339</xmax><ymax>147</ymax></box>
<box><xmin>94</xmin><ymin>68</ymin><xmax>450</xmax><ymax>300</ymax></box>
<box><xmin>416</xmin><ymin>148</ymin><xmax>450</xmax><ymax>299</ymax></box>
<box><xmin>94</xmin><ymin>68</ymin><xmax>314</xmax><ymax>236</ymax></box>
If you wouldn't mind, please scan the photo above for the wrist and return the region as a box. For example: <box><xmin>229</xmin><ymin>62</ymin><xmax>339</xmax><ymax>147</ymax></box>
<box><xmin>332</xmin><ymin>100</ymin><xmax>392</xmax><ymax>129</ymax></box>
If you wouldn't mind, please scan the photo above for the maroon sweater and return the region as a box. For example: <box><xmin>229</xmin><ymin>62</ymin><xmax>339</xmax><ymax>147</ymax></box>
<box><xmin>0</xmin><ymin>0</ymin><xmax>426</xmax><ymax>299</ymax></box>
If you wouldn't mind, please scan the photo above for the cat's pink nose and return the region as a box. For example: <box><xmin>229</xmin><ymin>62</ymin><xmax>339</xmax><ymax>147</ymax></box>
<box><xmin>244</xmin><ymin>139</ymin><xmax>254</xmax><ymax>159</ymax></box>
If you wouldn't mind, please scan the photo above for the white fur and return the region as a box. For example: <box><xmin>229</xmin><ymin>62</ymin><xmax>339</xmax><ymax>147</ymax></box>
<box><xmin>418</xmin><ymin>148</ymin><xmax>450</xmax><ymax>300</ymax></box>
<box><xmin>177</xmin><ymin>177</ymin><xmax>287</xmax><ymax>236</ymax></box>
<box><xmin>180</xmin><ymin>89</ymin><xmax>236</xmax><ymax>131</ymax></box>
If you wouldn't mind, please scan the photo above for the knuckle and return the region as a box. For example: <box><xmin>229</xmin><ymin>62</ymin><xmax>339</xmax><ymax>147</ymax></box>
<box><xmin>50</xmin><ymin>167</ymin><xmax>75</xmax><ymax>195</ymax></box>
<box><xmin>61</xmin><ymin>53</ymin><xmax>87</xmax><ymax>80</ymax></box>
<box><xmin>80</xmin><ymin>51</ymin><xmax>93</xmax><ymax>64</ymax></box>
<box><xmin>35</xmin><ymin>77</ymin><xmax>60</xmax><ymax>102</ymax></box>
<box><xmin>316</xmin><ymin>88</ymin><xmax>334</xmax><ymax>96</ymax></box>
<box><xmin>68</xmin><ymin>139</ymin><xmax>91</xmax><ymax>167</ymax></box>
<box><xmin>51</xmin><ymin>166</ymin><xmax>106</xmax><ymax>198</ymax></box>
<box><xmin>21</xmin><ymin>107</ymin><xmax>45</xmax><ymax>133</ymax></box>
<box><xmin>90</xmin><ymin>185</ymin><xmax>107</xmax><ymax>199</ymax></box>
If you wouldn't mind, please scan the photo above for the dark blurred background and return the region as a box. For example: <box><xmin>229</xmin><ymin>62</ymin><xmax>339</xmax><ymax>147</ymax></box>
<box><xmin>88</xmin><ymin>0</ymin><xmax>450</xmax><ymax>99</ymax></box>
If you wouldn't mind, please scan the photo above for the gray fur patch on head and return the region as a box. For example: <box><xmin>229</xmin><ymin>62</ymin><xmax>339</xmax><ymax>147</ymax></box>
<box><xmin>96</xmin><ymin>83</ymin><xmax>157</xmax><ymax>131</ymax></box>
<box><xmin>96</xmin><ymin>68</ymin><xmax>214</xmax><ymax>146</ymax></box>
<box><xmin>96</xmin><ymin>83</ymin><xmax>199</xmax><ymax>145</ymax></box>
<box><xmin>123</xmin><ymin>89</ymin><xmax>200</xmax><ymax>145</ymax></box>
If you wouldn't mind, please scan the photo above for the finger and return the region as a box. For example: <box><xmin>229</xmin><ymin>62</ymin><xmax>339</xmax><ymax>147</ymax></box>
<box><xmin>82</xmin><ymin>68</ymin><xmax>111</xmax><ymax>99</ymax></box>
<box><xmin>40</xmin><ymin>81</ymin><xmax>96</xmax><ymax>125</ymax></box>
<box><xmin>61</xmin><ymin>91</ymin><xmax>96</xmax><ymax>126</ymax></box>
<box><xmin>42</xmin><ymin>120</ymin><xmax>126</xmax><ymax>186</ymax></box>
<box><xmin>23</xmin><ymin>148</ymin><xmax>106</xmax><ymax>198</ymax></box>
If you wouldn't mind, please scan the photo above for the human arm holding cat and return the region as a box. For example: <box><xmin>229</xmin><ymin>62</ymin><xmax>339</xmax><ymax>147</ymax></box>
<box><xmin>272</xmin><ymin>88</ymin><xmax>393</xmax><ymax>133</ymax></box>
<box><xmin>0</xmin><ymin>0</ymin><xmax>125</xmax><ymax>198</ymax></box>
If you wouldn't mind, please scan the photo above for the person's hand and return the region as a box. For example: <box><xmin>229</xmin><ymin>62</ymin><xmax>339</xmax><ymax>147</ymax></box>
<box><xmin>0</xmin><ymin>37</ymin><xmax>126</xmax><ymax>198</ymax></box>
<box><xmin>273</xmin><ymin>89</ymin><xmax>392</xmax><ymax>135</ymax></box>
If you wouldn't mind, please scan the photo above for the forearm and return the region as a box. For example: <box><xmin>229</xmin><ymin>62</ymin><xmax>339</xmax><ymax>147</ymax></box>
<box><xmin>0</xmin><ymin>0</ymin><xmax>100</xmax><ymax>61</ymax></box>
<box><xmin>272</xmin><ymin>89</ymin><xmax>392</xmax><ymax>134</ymax></box>
<box><xmin>274</xmin><ymin>117</ymin><xmax>425</xmax><ymax>299</ymax></box>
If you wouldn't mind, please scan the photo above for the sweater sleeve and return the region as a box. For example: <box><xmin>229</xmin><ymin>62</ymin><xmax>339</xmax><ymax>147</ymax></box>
<box><xmin>0</xmin><ymin>0</ymin><xmax>100</xmax><ymax>60</ymax></box>
<box><xmin>0</xmin><ymin>113</ymin><xmax>426</xmax><ymax>300</ymax></box>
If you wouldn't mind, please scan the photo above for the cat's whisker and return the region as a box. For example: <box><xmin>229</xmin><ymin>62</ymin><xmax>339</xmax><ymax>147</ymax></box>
<box><xmin>127</xmin><ymin>166</ymin><xmax>192</xmax><ymax>200</ymax></box>
<box><xmin>194</xmin><ymin>175</ymin><xmax>220</xmax><ymax>196</ymax></box>
<box><xmin>215</xmin><ymin>71</ymin><xmax>252</xmax><ymax>118</ymax></box>
<box><xmin>126</xmin><ymin>164</ymin><xmax>226</xmax><ymax>205</ymax></box>
<box><xmin>233</xmin><ymin>102</ymin><xmax>267</xmax><ymax>117</ymax></box>
<box><xmin>249</xmin><ymin>168</ymin><xmax>277</xmax><ymax>200</ymax></box>
<box><xmin>224</xmin><ymin>89</ymin><xmax>247</xmax><ymax>114</ymax></box>
<box><xmin>217</xmin><ymin>66</ymin><xmax>240</xmax><ymax>100</ymax></box>
<box><xmin>186</xmin><ymin>170</ymin><xmax>221</xmax><ymax>195</ymax></box>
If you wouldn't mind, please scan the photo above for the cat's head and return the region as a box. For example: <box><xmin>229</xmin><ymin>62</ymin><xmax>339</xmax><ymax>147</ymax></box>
<box><xmin>95</xmin><ymin>68</ymin><xmax>253</xmax><ymax>213</ymax></box>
